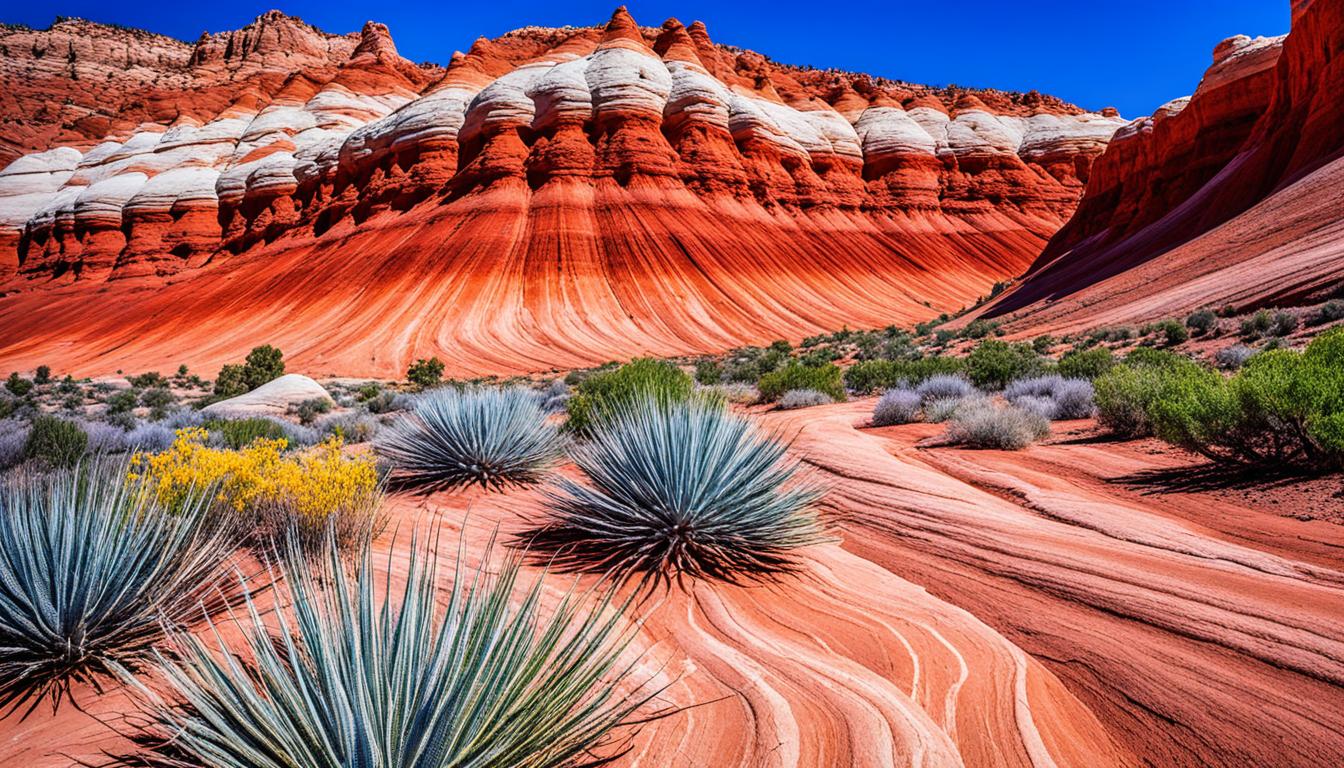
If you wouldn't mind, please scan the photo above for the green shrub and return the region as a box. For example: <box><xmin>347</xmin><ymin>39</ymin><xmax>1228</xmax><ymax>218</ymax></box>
<box><xmin>5</xmin><ymin>373</ymin><xmax>32</xmax><ymax>397</ymax></box>
<box><xmin>129</xmin><ymin>371</ymin><xmax>166</xmax><ymax>389</ymax></box>
<box><xmin>1309</xmin><ymin>299</ymin><xmax>1344</xmax><ymax>326</ymax></box>
<box><xmin>105</xmin><ymin>389</ymin><xmax>140</xmax><ymax>415</ymax></box>
<box><xmin>961</xmin><ymin>319</ymin><xmax>998</xmax><ymax>339</ymax></box>
<box><xmin>33</xmin><ymin>366</ymin><xmax>51</xmax><ymax>385</ymax></box>
<box><xmin>694</xmin><ymin>359</ymin><xmax>723</xmax><ymax>385</ymax></box>
<box><xmin>356</xmin><ymin>382</ymin><xmax>383</xmax><ymax>401</ymax></box>
<box><xmin>176</xmin><ymin>364</ymin><xmax>189</xmax><ymax>377</ymax></box>
<box><xmin>205</xmin><ymin>417</ymin><xmax>289</xmax><ymax>449</ymax></box>
<box><xmin>213</xmin><ymin>364</ymin><xmax>249</xmax><ymax>398</ymax></box>
<box><xmin>1032</xmin><ymin>335</ymin><xmax>1055</xmax><ymax>354</ymax></box>
<box><xmin>966</xmin><ymin>341</ymin><xmax>1043</xmax><ymax>390</ymax></box>
<box><xmin>140</xmin><ymin>387</ymin><xmax>176</xmax><ymax>412</ymax></box>
<box><xmin>24</xmin><ymin>415</ymin><xmax>88</xmax><ymax>467</ymax></box>
<box><xmin>1057</xmin><ymin>347</ymin><xmax>1115</xmax><ymax>380</ymax></box>
<box><xmin>1148</xmin><ymin>319</ymin><xmax>1189</xmax><ymax>346</ymax></box>
<box><xmin>565</xmin><ymin>358</ymin><xmax>695</xmax><ymax>435</ymax></box>
<box><xmin>1094</xmin><ymin>366</ymin><xmax>1167</xmax><ymax>438</ymax></box>
<box><xmin>757</xmin><ymin>363</ymin><xmax>845</xmax><ymax>403</ymax></box>
<box><xmin>56</xmin><ymin>376</ymin><xmax>80</xmax><ymax>395</ymax></box>
<box><xmin>243</xmin><ymin>345</ymin><xmax>284</xmax><ymax>389</ymax></box>
<box><xmin>295</xmin><ymin>397</ymin><xmax>332</xmax><ymax>425</ymax></box>
<box><xmin>1240</xmin><ymin>310</ymin><xmax>1273</xmax><ymax>339</ymax></box>
<box><xmin>406</xmin><ymin>356</ymin><xmax>445</xmax><ymax>389</ymax></box>
<box><xmin>1268</xmin><ymin>310</ymin><xmax>1299</xmax><ymax>338</ymax></box>
<box><xmin>1185</xmin><ymin>309</ymin><xmax>1218</xmax><ymax>336</ymax></box>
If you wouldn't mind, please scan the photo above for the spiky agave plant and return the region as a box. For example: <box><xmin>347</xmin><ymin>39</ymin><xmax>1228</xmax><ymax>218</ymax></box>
<box><xmin>377</xmin><ymin>386</ymin><xmax>565</xmax><ymax>492</ymax></box>
<box><xmin>123</xmin><ymin>534</ymin><xmax>657</xmax><ymax>768</ymax></box>
<box><xmin>0</xmin><ymin>461</ymin><xmax>238</xmax><ymax>714</ymax></box>
<box><xmin>522</xmin><ymin>396</ymin><xmax>826</xmax><ymax>590</ymax></box>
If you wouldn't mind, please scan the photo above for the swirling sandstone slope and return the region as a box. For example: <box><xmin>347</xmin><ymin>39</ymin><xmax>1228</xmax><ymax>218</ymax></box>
<box><xmin>5</xmin><ymin>403</ymin><xmax>1342</xmax><ymax>766</ymax></box>
<box><xmin>980</xmin><ymin>0</ymin><xmax>1344</xmax><ymax>332</ymax></box>
<box><xmin>0</xmin><ymin>8</ymin><xmax>1126</xmax><ymax>376</ymax></box>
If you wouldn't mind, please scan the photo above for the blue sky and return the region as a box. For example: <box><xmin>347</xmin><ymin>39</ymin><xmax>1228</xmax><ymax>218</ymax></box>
<box><xmin>8</xmin><ymin>1</ymin><xmax>1289</xmax><ymax>118</ymax></box>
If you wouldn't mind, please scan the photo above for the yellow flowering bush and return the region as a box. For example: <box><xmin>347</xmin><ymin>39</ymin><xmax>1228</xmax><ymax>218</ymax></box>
<box><xmin>130</xmin><ymin>428</ymin><xmax>382</xmax><ymax>552</ymax></box>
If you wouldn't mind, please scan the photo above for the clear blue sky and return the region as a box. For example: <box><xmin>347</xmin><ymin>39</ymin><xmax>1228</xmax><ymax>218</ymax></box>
<box><xmin>7</xmin><ymin>1</ymin><xmax>1289</xmax><ymax>118</ymax></box>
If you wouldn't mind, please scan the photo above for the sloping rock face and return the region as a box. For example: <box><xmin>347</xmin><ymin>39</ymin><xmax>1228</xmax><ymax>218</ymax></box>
<box><xmin>0</xmin><ymin>8</ymin><xmax>1126</xmax><ymax>376</ymax></box>
<box><xmin>982</xmin><ymin>0</ymin><xmax>1344</xmax><ymax>331</ymax></box>
<box><xmin>200</xmin><ymin>373</ymin><xmax>331</xmax><ymax>416</ymax></box>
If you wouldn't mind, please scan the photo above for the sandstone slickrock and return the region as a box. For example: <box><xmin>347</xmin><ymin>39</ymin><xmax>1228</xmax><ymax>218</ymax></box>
<box><xmin>199</xmin><ymin>373</ymin><xmax>331</xmax><ymax>416</ymax></box>
<box><xmin>0</xmin><ymin>8</ymin><xmax>1126</xmax><ymax>374</ymax></box>
<box><xmin>978</xmin><ymin>0</ymin><xmax>1344</xmax><ymax>332</ymax></box>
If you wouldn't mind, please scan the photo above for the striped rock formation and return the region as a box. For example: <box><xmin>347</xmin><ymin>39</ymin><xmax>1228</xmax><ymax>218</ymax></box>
<box><xmin>0</xmin><ymin>8</ymin><xmax>1125</xmax><ymax>376</ymax></box>
<box><xmin>978</xmin><ymin>0</ymin><xmax>1344</xmax><ymax>333</ymax></box>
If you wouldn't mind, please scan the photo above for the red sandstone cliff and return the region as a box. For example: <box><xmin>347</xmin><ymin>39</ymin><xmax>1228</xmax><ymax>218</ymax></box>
<box><xmin>0</xmin><ymin>7</ymin><xmax>1126</xmax><ymax>375</ymax></box>
<box><xmin>980</xmin><ymin>0</ymin><xmax>1344</xmax><ymax>332</ymax></box>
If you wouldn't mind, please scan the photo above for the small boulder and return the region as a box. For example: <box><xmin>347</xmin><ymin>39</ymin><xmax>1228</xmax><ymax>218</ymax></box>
<box><xmin>202</xmin><ymin>374</ymin><xmax>331</xmax><ymax>417</ymax></box>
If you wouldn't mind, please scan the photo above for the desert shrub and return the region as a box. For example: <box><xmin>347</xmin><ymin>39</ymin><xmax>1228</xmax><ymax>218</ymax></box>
<box><xmin>293</xmin><ymin>396</ymin><xmax>332</xmax><ymax>425</ymax></box>
<box><xmin>1309</xmin><ymin>299</ymin><xmax>1344</xmax><ymax>326</ymax></box>
<box><xmin>315</xmin><ymin>412</ymin><xmax>381</xmax><ymax>444</ymax></box>
<box><xmin>1005</xmin><ymin>375</ymin><xmax>1095</xmax><ymax>420</ymax></box>
<box><xmin>871</xmin><ymin>389</ymin><xmax>922</xmax><ymax>427</ymax></box>
<box><xmin>125</xmin><ymin>534</ymin><xmax>650</xmax><ymax>768</ymax></box>
<box><xmin>132</xmin><ymin>429</ymin><xmax>380</xmax><ymax>553</ymax></box>
<box><xmin>1240</xmin><ymin>310</ymin><xmax>1275</xmax><ymax>339</ymax></box>
<box><xmin>1057</xmin><ymin>347</ymin><xmax>1115</xmax><ymax>380</ymax></box>
<box><xmin>757</xmin><ymin>363</ymin><xmax>845</xmax><ymax>403</ymax></box>
<box><xmin>33</xmin><ymin>366</ymin><xmax>51</xmax><ymax>385</ymax></box>
<box><xmin>105</xmin><ymin>389</ymin><xmax>140</xmax><ymax>415</ymax></box>
<box><xmin>778</xmin><ymin>389</ymin><xmax>833</xmax><ymax>410</ymax></box>
<box><xmin>1094</xmin><ymin>366</ymin><xmax>1166</xmax><ymax>438</ymax></box>
<box><xmin>539</xmin><ymin>379</ymin><xmax>571</xmax><ymax>413</ymax></box>
<box><xmin>242</xmin><ymin>344</ymin><xmax>285</xmax><ymax>389</ymax></box>
<box><xmin>966</xmin><ymin>340</ymin><xmax>1043</xmax><ymax>390</ymax></box>
<box><xmin>213</xmin><ymin>364</ymin><xmax>248</xmax><ymax>398</ymax></box>
<box><xmin>566</xmin><ymin>358</ymin><xmax>695</xmax><ymax>435</ymax></box>
<box><xmin>1123</xmin><ymin>347</ymin><xmax>1184</xmax><ymax>370</ymax></box>
<box><xmin>1269</xmin><ymin>310</ymin><xmax>1299</xmax><ymax>337</ymax></box>
<box><xmin>80</xmin><ymin>420</ymin><xmax>132</xmax><ymax>454</ymax></box>
<box><xmin>525</xmin><ymin>396</ymin><xmax>825</xmax><ymax>590</ymax></box>
<box><xmin>61</xmin><ymin>393</ymin><xmax>82</xmax><ymax>411</ymax></box>
<box><xmin>56</xmin><ymin>376</ymin><xmax>80</xmax><ymax>395</ymax></box>
<box><xmin>961</xmin><ymin>319</ymin><xmax>998</xmax><ymax>339</ymax></box>
<box><xmin>0</xmin><ymin>419</ymin><xmax>30</xmax><ymax>470</ymax></box>
<box><xmin>407</xmin><ymin>356</ymin><xmax>445</xmax><ymax>389</ymax></box>
<box><xmin>0</xmin><ymin>461</ymin><xmax>237</xmax><ymax>710</ymax></box>
<box><xmin>1215</xmin><ymin>344</ymin><xmax>1257</xmax><ymax>370</ymax></box>
<box><xmin>924</xmin><ymin>397</ymin><xmax>970</xmax><ymax>423</ymax></box>
<box><xmin>698</xmin><ymin>382</ymin><xmax>759</xmax><ymax>405</ymax></box>
<box><xmin>1088</xmin><ymin>326</ymin><xmax>1136</xmax><ymax>344</ymax></box>
<box><xmin>843</xmin><ymin>357</ymin><xmax>964</xmax><ymax>394</ymax></box>
<box><xmin>140</xmin><ymin>386</ymin><xmax>176</xmax><ymax>416</ymax></box>
<box><xmin>24</xmin><ymin>415</ymin><xmax>88</xmax><ymax>468</ymax></box>
<box><xmin>1145</xmin><ymin>318</ymin><xmax>1189</xmax><ymax>346</ymax></box>
<box><xmin>5</xmin><ymin>373</ymin><xmax>32</xmax><ymax>397</ymax></box>
<box><xmin>916</xmin><ymin>374</ymin><xmax>975</xmax><ymax>402</ymax></box>
<box><xmin>124</xmin><ymin>422</ymin><xmax>176</xmax><ymax>453</ymax></box>
<box><xmin>1186</xmin><ymin>309</ymin><xmax>1218</xmax><ymax>336</ymax></box>
<box><xmin>1032</xmin><ymin>335</ymin><xmax>1056</xmax><ymax>355</ymax></box>
<box><xmin>1145</xmin><ymin>331</ymin><xmax>1344</xmax><ymax>468</ymax></box>
<box><xmin>362</xmin><ymin>390</ymin><xmax>400</xmax><ymax>414</ymax></box>
<box><xmin>128</xmin><ymin>372</ymin><xmax>166</xmax><ymax>389</ymax></box>
<box><xmin>204</xmin><ymin>416</ymin><xmax>288</xmax><ymax>449</ymax></box>
<box><xmin>356</xmin><ymin>382</ymin><xmax>384</xmax><ymax>401</ymax></box>
<box><xmin>377</xmin><ymin>387</ymin><xmax>564</xmax><ymax>492</ymax></box>
<box><xmin>945</xmin><ymin>401</ymin><xmax>1051</xmax><ymax>450</ymax></box>
<box><xmin>159</xmin><ymin>407</ymin><xmax>206</xmax><ymax>430</ymax></box>
<box><xmin>176</xmin><ymin>364</ymin><xmax>189</xmax><ymax>378</ymax></box>
<box><xmin>694</xmin><ymin>359</ymin><xmax>723</xmax><ymax>385</ymax></box>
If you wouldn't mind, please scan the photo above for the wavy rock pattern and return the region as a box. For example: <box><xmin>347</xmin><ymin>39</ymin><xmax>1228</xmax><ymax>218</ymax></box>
<box><xmin>0</xmin><ymin>8</ymin><xmax>1125</xmax><ymax>374</ymax></box>
<box><xmin>5</xmin><ymin>402</ymin><xmax>1342</xmax><ymax>766</ymax></box>
<box><xmin>982</xmin><ymin>0</ymin><xmax>1344</xmax><ymax>331</ymax></box>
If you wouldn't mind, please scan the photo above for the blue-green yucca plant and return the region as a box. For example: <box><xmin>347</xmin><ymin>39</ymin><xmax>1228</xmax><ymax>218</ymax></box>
<box><xmin>377</xmin><ymin>386</ymin><xmax>565</xmax><ymax>492</ymax></box>
<box><xmin>123</xmin><ymin>534</ymin><xmax>658</xmax><ymax>767</ymax></box>
<box><xmin>523</xmin><ymin>396</ymin><xmax>825</xmax><ymax>590</ymax></box>
<box><xmin>0</xmin><ymin>461</ymin><xmax>237</xmax><ymax>714</ymax></box>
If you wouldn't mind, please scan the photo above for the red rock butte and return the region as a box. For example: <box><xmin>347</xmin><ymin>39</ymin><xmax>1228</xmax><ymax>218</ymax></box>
<box><xmin>975</xmin><ymin>0</ymin><xmax>1344</xmax><ymax>333</ymax></box>
<box><xmin>0</xmin><ymin>7</ymin><xmax>1128</xmax><ymax>376</ymax></box>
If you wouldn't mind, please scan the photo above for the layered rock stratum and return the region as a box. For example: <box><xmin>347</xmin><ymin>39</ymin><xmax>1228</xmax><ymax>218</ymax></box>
<box><xmin>0</xmin><ymin>7</ymin><xmax>1126</xmax><ymax>375</ymax></box>
<box><xmin>979</xmin><ymin>0</ymin><xmax>1344</xmax><ymax>331</ymax></box>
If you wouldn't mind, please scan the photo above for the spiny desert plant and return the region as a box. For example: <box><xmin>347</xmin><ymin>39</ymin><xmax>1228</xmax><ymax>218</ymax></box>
<box><xmin>523</xmin><ymin>397</ymin><xmax>825</xmax><ymax>590</ymax></box>
<box><xmin>871</xmin><ymin>389</ymin><xmax>922</xmax><ymax>426</ymax></box>
<box><xmin>0</xmin><ymin>461</ymin><xmax>237</xmax><ymax>712</ymax></box>
<box><xmin>778</xmin><ymin>388</ymin><xmax>833</xmax><ymax>410</ymax></box>
<box><xmin>121</xmin><ymin>534</ymin><xmax>655</xmax><ymax>767</ymax></box>
<box><xmin>377</xmin><ymin>386</ymin><xmax>564</xmax><ymax>492</ymax></box>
